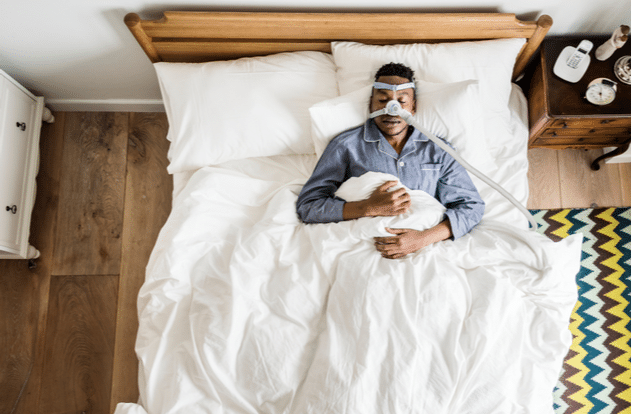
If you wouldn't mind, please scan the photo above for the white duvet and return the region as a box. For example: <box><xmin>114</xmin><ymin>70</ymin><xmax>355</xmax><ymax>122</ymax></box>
<box><xmin>115</xmin><ymin>165</ymin><xmax>582</xmax><ymax>414</ymax></box>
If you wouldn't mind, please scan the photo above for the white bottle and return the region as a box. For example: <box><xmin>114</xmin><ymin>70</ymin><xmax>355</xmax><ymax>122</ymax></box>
<box><xmin>595</xmin><ymin>25</ymin><xmax>630</xmax><ymax>61</ymax></box>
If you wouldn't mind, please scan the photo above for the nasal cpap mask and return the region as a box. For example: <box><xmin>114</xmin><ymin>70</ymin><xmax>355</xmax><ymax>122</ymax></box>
<box><xmin>369</xmin><ymin>82</ymin><xmax>416</xmax><ymax>119</ymax></box>
<box><xmin>370</xmin><ymin>81</ymin><xmax>537</xmax><ymax>230</ymax></box>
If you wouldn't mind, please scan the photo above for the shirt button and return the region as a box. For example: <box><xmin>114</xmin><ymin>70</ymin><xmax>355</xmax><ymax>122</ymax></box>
<box><xmin>399</xmin><ymin>161</ymin><xmax>405</xmax><ymax>167</ymax></box>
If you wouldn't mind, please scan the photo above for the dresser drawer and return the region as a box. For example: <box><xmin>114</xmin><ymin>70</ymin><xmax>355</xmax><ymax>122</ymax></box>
<box><xmin>549</xmin><ymin>118</ymin><xmax>631</xmax><ymax>129</ymax></box>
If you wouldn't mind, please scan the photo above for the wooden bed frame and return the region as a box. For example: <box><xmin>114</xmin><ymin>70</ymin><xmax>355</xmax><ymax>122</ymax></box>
<box><xmin>125</xmin><ymin>12</ymin><xmax>552</xmax><ymax>81</ymax></box>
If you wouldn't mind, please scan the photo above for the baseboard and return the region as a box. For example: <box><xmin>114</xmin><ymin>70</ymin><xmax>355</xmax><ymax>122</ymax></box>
<box><xmin>45</xmin><ymin>98</ymin><xmax>165</xmax><ymax>112</ymax></box>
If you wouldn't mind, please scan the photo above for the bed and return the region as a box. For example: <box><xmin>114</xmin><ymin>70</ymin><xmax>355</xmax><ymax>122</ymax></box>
<box><xmin>116</xmin><ymin>12</ymin><xmax>584</xmax><ymax>414</ymax></box>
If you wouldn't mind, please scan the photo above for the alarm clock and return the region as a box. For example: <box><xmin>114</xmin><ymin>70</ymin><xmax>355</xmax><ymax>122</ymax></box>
<box><xmin>585</xmin><ymin>78</ymin><xmax>617</xmax><ymax>105</ymax></box>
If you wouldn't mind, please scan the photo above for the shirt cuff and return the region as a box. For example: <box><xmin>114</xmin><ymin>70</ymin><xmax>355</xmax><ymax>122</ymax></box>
<box><xmin>444</xmin><ymin>209</ymin><xmax>469</xmax><ymax>240</ymax></box>
<box><xmin>299</xmin><ymin>197</ymin><xmax>345</xmax><ymax>223</ymax></box>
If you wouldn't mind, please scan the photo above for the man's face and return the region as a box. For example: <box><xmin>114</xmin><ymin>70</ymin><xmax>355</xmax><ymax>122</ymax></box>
<box><xmin>369</xmin><ymin>75</ymin><xmax>416</xmax><ymax>138</ymax></box>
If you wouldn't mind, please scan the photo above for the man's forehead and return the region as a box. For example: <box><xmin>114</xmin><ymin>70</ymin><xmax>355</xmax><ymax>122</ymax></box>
<box><xmin>374</xmin><ymin>88</ymin><xmax>413</xmax><ymax>96</ymax></box>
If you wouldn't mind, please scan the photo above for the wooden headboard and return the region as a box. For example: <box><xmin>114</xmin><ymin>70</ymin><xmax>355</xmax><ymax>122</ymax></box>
<box><xmin>124</xmin><ymin>12</ymin><xmax>552</xmax><ymax>80</ymax></box>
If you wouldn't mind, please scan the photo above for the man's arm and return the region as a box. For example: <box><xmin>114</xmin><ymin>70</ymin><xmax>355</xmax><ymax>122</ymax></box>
<box><xmin>296</xmin><ymin>142</ymin><xmax>348</xmax><ymax>223</ymax></box>
<box><xmin>342</xmin><ymin>181</ymin><xmax>411</xmax><ymax>220</ymax></box>
<box><xmin>435</xmin><ymin>154</ymin><xmax>485</xmax><ymax>240</ymax></box>
<box><xmin>373</xmin><ymin>219</ymin><xmax>453</xmax><ymax>259</ymax></box>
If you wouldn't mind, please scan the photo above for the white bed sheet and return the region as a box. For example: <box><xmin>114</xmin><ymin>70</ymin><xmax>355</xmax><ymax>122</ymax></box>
<box><xmin>115</xmin><ymin>85</ymin><xmax>584</xmax><ymax>414</ymax></box>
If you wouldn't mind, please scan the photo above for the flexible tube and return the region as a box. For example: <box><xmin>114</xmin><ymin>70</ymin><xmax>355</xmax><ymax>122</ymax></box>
<box><xmin>383</xmin><ymin>100</ymin><xmax>538</xmax><ymax>230</ymax></box>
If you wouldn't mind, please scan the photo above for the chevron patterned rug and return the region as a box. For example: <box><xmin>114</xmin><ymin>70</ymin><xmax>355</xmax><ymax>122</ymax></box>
<box><xmin>529</xmin><ymin>208</ymin><xmax>630</xmax><ymax>414</ymax></box>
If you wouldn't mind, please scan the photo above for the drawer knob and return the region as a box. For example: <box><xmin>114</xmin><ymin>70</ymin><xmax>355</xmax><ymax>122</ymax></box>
<box><xmin>600</xmin><ymin>120</ymin><xmax>611</xmax><ymax>124</ymax></box>
<box><xmin>562</xmin><ymin>122</ymin><xmax>568</xmax><ymax>128</ymax></box>
<box><xmin>16</xmin><ymin>122</ymin><xmax>26</xmax><ymax>131</ymax></box>
<box><xmin>6</xmin><ymin>205</ymin><xmax>17</xmax><ymax>214</ymax></box>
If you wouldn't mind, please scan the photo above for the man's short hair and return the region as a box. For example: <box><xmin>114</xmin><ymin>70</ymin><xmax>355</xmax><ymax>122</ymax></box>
<box><xmin>374</xmin><ymin>62</ymin><xmax>416</xmax><ymax>83</ymax></box>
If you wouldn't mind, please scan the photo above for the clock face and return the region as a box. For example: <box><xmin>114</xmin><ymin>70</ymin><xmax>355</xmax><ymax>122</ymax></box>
<box><xmin>585</xmin><ymin>83</ymin><xmax>616</xmax><ymax>105</ymax></box>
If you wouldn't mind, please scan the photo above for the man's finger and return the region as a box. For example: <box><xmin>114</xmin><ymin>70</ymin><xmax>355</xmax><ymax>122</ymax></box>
<box><xmin>394</xmin><ymin>200</ymin><xmax>411</xmax><ymax>210</ymax></box>
<box><xmin>389</xmin><ymin>187</ymin><xmax>407</xmax><ymax>197</ymax></box>
<box><xmin>374</xmin><ymin>237</ymin><xmax>397</xmax><ymax>244</ymax></box>
<box><xmin>378</xmin><ymin>181</ymin><xmax>398</xmax><ymax>191</ymax></box>
<box><xmin>379</xmin><ymin>249</ymin><xmax>406</xmax><ymax>259</ymax></box>
<box><xmin>385</xmin><ymin>227</ymin><xmax>406</xmax><ymax>235</ymax></box>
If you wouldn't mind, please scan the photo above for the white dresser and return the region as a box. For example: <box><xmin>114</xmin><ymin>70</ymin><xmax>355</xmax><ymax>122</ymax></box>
<box><xmin>0</xmin><ymin>69</ymin><xmax>53</xmax><ymax>260</ymax></box>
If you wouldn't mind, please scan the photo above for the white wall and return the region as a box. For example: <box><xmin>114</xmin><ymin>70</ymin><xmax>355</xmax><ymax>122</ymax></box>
<box><xmin>1</xmin><ymin>0</ymin><xmax>629</xmax><ymax>111</ymax></box>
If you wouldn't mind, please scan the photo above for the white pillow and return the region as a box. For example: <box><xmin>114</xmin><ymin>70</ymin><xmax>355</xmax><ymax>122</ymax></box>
<box><xmin>309</xmin><ymin>79</ymin><xmax>495</xmax><ymax>172</ymax></box>
<box><xmin>331</xmin><ymin>39</ymin><xmax>525</xmax><ymax>151</ymax></box>
<box><xmin>332</xmin><ymin>39</ymin><xmax>524</xmax><ymax>111</ymax></box>
<box><xmin>154</xmin><ymin>51</ymin><xmax>339</xmax><ymax>173</ymax></box>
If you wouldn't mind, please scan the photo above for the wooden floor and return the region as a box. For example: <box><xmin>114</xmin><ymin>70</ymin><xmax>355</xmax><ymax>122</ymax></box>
<box><xmin>0</xmin><ymin>111</ymin><xmax>630</xmax><ymax>414</ymax></box>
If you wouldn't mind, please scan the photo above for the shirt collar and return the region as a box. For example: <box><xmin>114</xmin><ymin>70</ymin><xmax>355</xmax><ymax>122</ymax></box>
<box><xmin>363</xmin><ymin>119</ymin><xmax>428</xmax><ymax>160</ymax></box>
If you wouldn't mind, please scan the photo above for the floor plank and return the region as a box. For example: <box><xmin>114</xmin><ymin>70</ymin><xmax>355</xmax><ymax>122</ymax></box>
<box><xmin>0</xmin><ymin>261</ymin><xmax>39</xmax><ymax>414</ymax></box>
<box><xmin>52</xmin><ymin>113</ymin><xmax>128</xmax><ymax>276</ymax></box>
<box><xmin>38</xmin><ymin>275</ymin><xmax>118</xmax><ymax>414</ymax></box>
<box><xmin>619</xmin><ymin>163</ymin><xmax>631</xmax><ymax>206</ymax></box>
<box><xmin>558</xmin><ymin>149</ymin><xmax>625</xmax><ymax>208</ymax></box>
<box><xmin>527</xmin><ymin>148</ymin><xmax>562</xmax><ymax>209</ymax></box>
<box><xmin>110</xmin><ymin>113</ymin><xmax>172</xmax><ymax>410</ymax></box>
<box><xmin>6</xmin><ymin>113</ymin><xmax>66</xmax><ymax>414</ymax></box>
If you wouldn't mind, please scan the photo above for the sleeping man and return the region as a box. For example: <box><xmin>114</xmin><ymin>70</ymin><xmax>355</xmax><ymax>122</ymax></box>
<box><xmin>296</xmin><ymin>63</ymin><xmax>485</xmax><ymax>259</ymax></box>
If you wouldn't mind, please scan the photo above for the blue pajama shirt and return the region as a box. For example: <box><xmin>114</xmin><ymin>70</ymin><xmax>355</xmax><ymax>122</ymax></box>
<box><xmin>296</xmin><ymin>120</ymin><xmax>485</xmax><ymax>240</ymax></box>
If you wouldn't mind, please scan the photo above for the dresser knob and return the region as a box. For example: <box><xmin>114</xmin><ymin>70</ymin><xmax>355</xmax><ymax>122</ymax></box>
<box><xmin>562</xmin><ymin>122</ymin><xmax>568</xmax><ymax>128</ymax></box>
<box><xmin>6</xmin><ymin>205</ymin><xmax>17</xmax><ymax>214</ymax></box>
<box><xmin>600</xmin><ymin>119</ymin><xmax>611</xmax><ymax>124</ymax></box>
<box><xmin>16</xmin><ymin>122</ymin><xmax>26</xmax><ymax>131</ymax></box>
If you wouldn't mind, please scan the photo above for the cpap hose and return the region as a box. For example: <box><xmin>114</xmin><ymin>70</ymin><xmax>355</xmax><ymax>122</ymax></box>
<box><xmin>377</xmin><ymin>99</ymin><xmax>538</xmax><ymax>231</ymax></box>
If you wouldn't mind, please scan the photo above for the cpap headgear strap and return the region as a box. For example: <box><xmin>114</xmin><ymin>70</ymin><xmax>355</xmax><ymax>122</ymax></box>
<box><xmin>373</xmin><ymin>81</ymin><xmax>416</xmax><ymax>91</ymax></box>
<box><xmin>369</xmin><ymin>81</ymin><xmax>415</xmax><ymax>119</ymax></box>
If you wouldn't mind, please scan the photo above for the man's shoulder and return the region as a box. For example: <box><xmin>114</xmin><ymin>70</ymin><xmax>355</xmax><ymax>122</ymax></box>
<box><xmin>329</xmin><ymin>122</ymin><xmax>368</xmax><ymax>147</ymax></box>
<box><xmin>414</xmin><ymin>130</ymin><xmax>456</xmax><ymax>157</ymax></box>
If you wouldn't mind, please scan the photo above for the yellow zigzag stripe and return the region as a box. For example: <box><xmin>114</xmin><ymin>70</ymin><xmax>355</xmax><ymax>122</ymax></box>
<box><xmin>566</xmin><ymin>298</ymin><xmax>593</xmax><ymax>413</ymax></box>
<box><xmin>553</xmin><ymin>208</ymin><xmax>592</xmax><ymax>411</ymax></box>
<box><xmin>550</xmin><ymin>209</ymin><xmax>573</xmax><ymax>240</ymax></box>
<box><xmin>597</xmin><ymin>209</ymin><xmax>631</xmax><ymax>408</ymax></box>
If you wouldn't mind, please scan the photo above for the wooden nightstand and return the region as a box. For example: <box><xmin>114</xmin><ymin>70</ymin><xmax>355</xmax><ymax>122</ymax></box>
<box><xmin>527</xmin><ymin>36</ymin><xmax>631</xmax><ymax>169</ymax></box>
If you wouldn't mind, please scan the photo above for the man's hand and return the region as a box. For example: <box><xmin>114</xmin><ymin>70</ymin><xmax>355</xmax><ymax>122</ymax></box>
<box><xmin>374</xmin><ymin>220</ymin><xmax>453</xmax><ymax>259</ymax></box>
<box><xmin>343</xmin><ymin>181</ymin><xmax>411</xmax><ymax>220</ymax></box>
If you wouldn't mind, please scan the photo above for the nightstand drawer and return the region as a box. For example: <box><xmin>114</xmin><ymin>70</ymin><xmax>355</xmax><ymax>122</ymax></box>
<box><xmin>550</xmin><ymin>118</ymin><xmax>630</xmax><ymax>129</ymax></box>
<box><xmin>537</xmin><ymin>135</ymin><xmax>629</xmax><ymax>146</ymax></box>
<box><xmin>541</xmin><ymin>127</ymin><xmax>631</xmax><ymax>137</ymax></box>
